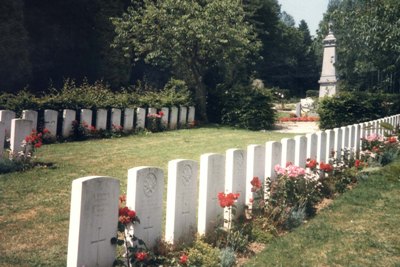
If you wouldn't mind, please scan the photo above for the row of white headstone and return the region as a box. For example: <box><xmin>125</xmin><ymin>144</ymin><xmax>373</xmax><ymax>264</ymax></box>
<box><xmin>67</xmin><ymin>114</ymin><xmax>400</xmax><ymax>267</ymax></box>
<box><xmin>0</xmin><ymin>106</ymin><xmax>195</xmax><ymax>157</ymax></box>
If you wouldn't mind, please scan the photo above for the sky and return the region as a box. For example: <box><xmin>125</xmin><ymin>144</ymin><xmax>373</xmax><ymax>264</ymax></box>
<box><xmin>278</xmin><ymin>0</ymin><xmax>330</xmax><ymax>36</ymax></box>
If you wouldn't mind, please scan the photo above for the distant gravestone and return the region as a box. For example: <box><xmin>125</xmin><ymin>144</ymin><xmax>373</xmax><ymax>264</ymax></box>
<box><xmin>169</xmin><ymin>107</ymin><xmax>178</xmax><ymax>130</ymax></box>
<box><xmin>67</xmin><ymin>176</ymin><xmax>120</xmax><ymax>267</ymax></box>
<box><xmin>281</xmin><ymin>138</ymin><xmax>295</xmax><ymax>166</ymax></box>
<box><xmin>246</xmin><ymin>145</ymin><xmax>265</xmax><ymax>206</ymax></box>
<box><xmin>334</xmin><ymin>128</ymin><xmax>343</xmax><ymax>161</ymax></box>
<box><xmin>348</xmin><ymin>125</ymin><xmax>356</xmax><ymax>159</ymax></box>
<box><xmin>148</xmin><ymin>107</ymin><xmax>157</xmax><ymax>115</ymax></box>
<box><xmin>127</xmin><ymin>167</ymin><xmax>164</xmax><ymax>249</ymax></box>
<box><xmin>198</xmin><ymin>153</ymin><xmax>225</xmax><ymax>236</ymax></box>
<box><xmin>44</xmin><ymin>109</ymin><xmax>58</xmax><ymax>138</ymax></box>
<box><xmin>22</xmin><ymin>110</ymin><xmax>38</xmax><ymax>131</ymax></box>
<box><xmin>111</xmin><ymin>108</ymin><xmax>121</xmax><ymax>129</ymax></box>
<box><xmin>0</xmin><ymin>110</ymin><xmax>16</xmax><ymax>138</ymax></box>
<box><xmin>10</xmin><ymin>119</ymin><xmax>33</xmax><ymax>158</ymax></box>
<box><xmin>80</xmin><ymin>109</ymin><xmax>93</xmax><ymax>127</ymax></box>
<box><xmin>161</xmin><ymin>107</ymin><xmax>169</xmax><ymax>129</ymax></box>
<box><xmin>294</xmin><ymin>135</ymin><xmax>307</xmax><ymax>168</ymax></box>
<box><xmin>179</xmin><ymin>106</ymin><xmax>187</xmax><ymax>128</ymax></box>
<box><xmin>0</xmin><ymin>122</ymin><xmax>5</xmax><ymax>156</ymax></box>
<box><xmin>123</xmin><ymin>108</ymin><xmax>134</xmax><ymax>132</ymax></box>
<box><xmin>354</xmin><ymin>124</ymin><xmax>362</xmax><ymax>158</ymax></box>
<box><xmin>325</xmin><ymin>130</ymin><xmax>335</xmax><ymax>160</ymax></box>
<box><xmin>306</xmin><ymin>133</ymin><xmax>318</xmax><ymax>160</ymax></box>
<box><xmin>265</xmin><ymin>141</ymin><xmax>282</xmax><ymax>181</ymax></box>
<box><xmin>96</xmin><ymin>109</ymin><xmax>108</xmax><ymax>130</ymax></box>
<box><xmin>225</xmin><ymin>149</ymin><xmax>246</xmax><ymax>222</ymax></box>
<box><xmin>316</xmin><ymin>131</ymin><xmax>327</xmax><ymax>163</ymax></box>
<box><xmin>295</xmin><ymin>103</ymin><xmax>301</xmax><ymax>118</ymax></box>
<box><xmin>341</xmin><ymin>126</ymin><xmax>349</xmax><ymax>150</ymax></box>
<box><xmin>187</xmin><ymin>106</ymin><xmax>195</xmax><ymax>125</ymax></box>
<box><xmin>165</xmin><ymin>159</ymin><xmax>198</xmax><ymax>245</ymax></box>
<box><xmin>62</xmin><ymin>109</ymin><xmax>76</xmax><ymax>138</ymax></box>
<box><xmin>136</xmin><ymin>108</ymin><xmax>146</xmax><ymax>130</ymax></box>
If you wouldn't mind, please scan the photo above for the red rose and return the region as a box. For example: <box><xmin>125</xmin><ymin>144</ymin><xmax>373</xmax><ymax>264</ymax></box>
<box><xmin>250</xmin><ymin>177</ymin><xmax>262</xmax><ymax>189</ymax></box>
<box><xmin>179</xmin><ymin>254</ymin><xmax>188</xmax><ymax>265</ymax></box>
<box><xmin>135</xmin><ymin>251</ymin><xmax>148</xmax><ymax>261</ymax></box>
<box><xmin>306</xmin><ymin>159</ymin><xmax>317</xmax><ymax>169</ymax></box>
<box><xmin>320</xmin><ymin>162</ymin><xmax>333</xmax><ymax>172</ymax></box>
<box><xmin>127</xmin><ymin>210</ymin><xmax>136</xmax><ymax>219</ymax></box>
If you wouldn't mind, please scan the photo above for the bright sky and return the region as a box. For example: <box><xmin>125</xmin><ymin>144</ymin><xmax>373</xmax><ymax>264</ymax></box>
<box><xmin>278</xmin><ymin>0</ymin><xmax>330</xmax><ymax>36</ymax></box>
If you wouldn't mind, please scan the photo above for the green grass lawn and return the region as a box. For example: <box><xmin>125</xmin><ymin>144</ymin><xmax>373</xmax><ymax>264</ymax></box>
<box><xmin>0</xmin><ymin>126</ymin><xmax>295</xmax><ymax>266</ymax></box>
<box><xmin>245</xmin><ymin>160</ymin><xmax>400</xmax><ymax>267</ymax></box>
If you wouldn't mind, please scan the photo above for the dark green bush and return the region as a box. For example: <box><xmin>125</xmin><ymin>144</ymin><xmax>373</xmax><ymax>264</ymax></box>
<box><xmin>220</xmin><ymin>84</ymin><xmax>275</xmax><ymax>130</ymax></box>
<box><xmin>0</xmin><ymin>90</ymin><xmax>40</xmax><ymax>115</ymax></box>
<box><xmin>318</xmin><ymin>92</ymin><xmax>400</xmax><ymax>129</ymax></box>
<box><xmin>306</xmin><ymin>90</ymin><xmax>319</xmax><ymax>98</ymax></box>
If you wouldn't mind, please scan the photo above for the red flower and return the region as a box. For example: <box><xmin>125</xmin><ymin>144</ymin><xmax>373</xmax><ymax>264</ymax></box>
<box><xmin>250</xmin><ymin>177</ymin><xmax>262</xmax><ymax>190</ymax></box>
<box><xmin>320</xmin><ymin>162</ymin><xmax>333</xmax><ymax>172</ymax></box>
<box><xmin>135</xmin><ymin>251</ymin><xmax>148</xmax><ymax>261</ymax></box>
<box><xmin>306</xmin><ymin>159</ymin><xmax>317</xmax><ymax>169</ymax></box>
<box><xmin>179</xmin><ymin>254</ymin><xmax>188</xmax><ymax>265</ymax></box>
<box><xmin>34</xmin><ymin>142</ymin><xmax>42</xmax><ymax>148</ymax></box>
<box><xmin>42</xmin><ymin>128</ymin><xmax>50</xmax><ymax>134</ymax></box>
<box><xmin>218</xmin><ymin>192</ymin><xmax>240</xmax><ymax>208</ymax></box>
<box><xmin>158</xmin><ymin>111</ymin><xmax>164</xmax><ymax>117</ymax></box>
<box><xmin>387</xmin><ymin>136</ymin><xmax>397</xmax><ymax>143</ymax></box>
<box><xmin>119</xmin><ymin>194</ymin><xmax>126</xmax><ymax>204</ymax></box>
<box><xmin>127</xmin><ymin>210</ymin><xmax>136</xmax><ymax>219</ymax></box>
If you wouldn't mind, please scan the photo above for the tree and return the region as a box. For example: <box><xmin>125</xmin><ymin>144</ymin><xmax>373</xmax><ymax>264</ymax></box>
<box><xmin>112</xmin><ymin>0</ymin><xmax>260</xmax><ymax>121</ymax></box>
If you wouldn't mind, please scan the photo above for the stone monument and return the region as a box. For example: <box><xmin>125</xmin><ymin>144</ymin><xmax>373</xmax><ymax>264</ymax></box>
<box><xmin>319</xmin><ymin>23</ymin><xmax>338</xmax><ymax>97</ymax></box>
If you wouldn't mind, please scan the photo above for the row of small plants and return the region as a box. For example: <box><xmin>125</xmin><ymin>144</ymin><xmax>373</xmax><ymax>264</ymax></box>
<box><xmin>278</xmin><ymin>116</ymin><xmax>319</xmax><ymax>122</ymax></box>
<box><xmin>111</xmin><ymin>125</ymin><xmax>400</xmax><ymax>266</ymax></box>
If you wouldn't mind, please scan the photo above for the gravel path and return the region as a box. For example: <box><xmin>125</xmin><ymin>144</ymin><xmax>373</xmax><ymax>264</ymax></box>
<box><xmin>273</xmin><ymin>121</ymin><xmax>320</xmax><ymax>134</ymax></box>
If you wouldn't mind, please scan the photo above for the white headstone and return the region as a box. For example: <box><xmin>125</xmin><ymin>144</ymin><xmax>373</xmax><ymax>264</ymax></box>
<box><xmin>80</xmin><ymin>109</ymin><xmax>93</xmax><ymax>127</ymax></box>
<box><xmin>136</xmin><ymin>108</ymin><xmax>146</xmax><ymax>130</ymax></box>
<box><xmin>10</xmin><ymin>119</ymin><xmax>33</xmax><ymax>157</ymax></box>
<box><xmin>225</xmin><ymin>149</ymin><xmax>246</xmax><ymax>222</ymax></box>
<box><xmin>316</xmin><ymin>131</ymin><xmax>327</xmax><ymax>163</ymax></box>
<box><xmin>169</xmin><ymin>107</ymin><xmax>178</xmax><ymax>130</ymax></box>
<box><xmin>306</xmin><ymin>133</ymin><xmax>318</xmax><ymax>160</ymax></box>
<box><xmin>165</xmin><ymin>159</ymin><xmax>198</xmax><ymax>245</ymax></box>
<box><xmin>44</xmin><ymin>109</ymin><xmax>58</xmax><ymax>138</ymax></box>
<box><xmin>96</xmin><ymin>109</ymin><xmax>108</xmax><ymax>130</ymax></box>
<box><xmin>161</xmin><ymin>107</ymin><xmax>169</xmax><ymax>129</ymax></box>
<box><xmin>334</xmin><ymin>128</ymin><xmax>343</xmax><ymax>161</ymax></box>
<box><xmin>67</xmin><ymin>176</ymin><xmax>120</xmax><ymax>267</ymax></box>
<box><xmin>341</xmin><ymin>126</ymin><xmax>350</xmax><ymax>151</ymax></box>
<box><xmin>325</xmin><ymin>130</ymin><xmax>335</xmax><ymax>160</ymax></box>
<box><xmin>179</xmin><ymin>106</ymin><xmax>188</xmax><ymax>128</ymax></box>
<box><xmin>198</xmin><ymin>153</ymin><xmax>225</xmax><ymax>236</ymax></box>
<box><xmin>0</xmin><ymin>122</ymin><xmax>5</xmax><ymax>156</ymax></box>
<box><xmin>246</xmin><ymin>145</ymin><xmax>265</xmax><ymax>206</ymax></box>
<box><xmin>348</xmin><ymin>125</ymin><xmax>356</xmax><ymax>159</ymax></box>
<box><xmin>123</xmin><ymin>108</ymin><xmax>134</xmax><ymax>132</ymax></box>
<box><xmin>265</xmin><ymin>141</ymin><xmax>282</xmax><ymax>181</ymax></box>
<box><xmin>281</xmin><ymin>138</ymin><xmax>295</xmax><ymax>166</ymax></box>
<box><xmin>0</xmin><ymin>110</ymin><xmax>16</xmax><ymax>138</ymax></box>
<box><xmin>354</xmin><ymin>124</ymin><xmax>362</xmax><ymax>159</ymax></box>
<box><xmin>295</xmin><ymin>103</ymin><xmax>301</xmax><ymax>118</ymax></box>
<box><xmin>22</xmin><ymin>110</ymin><xmax>38</xmax><ymax>131</ymax></box>
<box><xmin>62</xmin><ymin>109</ymin><xmax>76</xmax><ymax>138</ymax></box>
<box><xmin>148</xmin><ymin>107</ymin><xmax>157</xmax><ymax>115</ymax></box>
<box><xmin>188</xmin><ymin>106</ymin><xmax>195</xmax><ymax>125</ymax></box>
<box><xmin>294</xmin><ymin>135</ymin><xmax>307</xmax><ymax>168</ymax></box>
<box><xmin>127</xmin><ymin>167</ymin><xmax>164</xmax><ymax>249</ymax></box>
<box><xmin>111</xmin><ymin>108</ymin><xmax>122</xmax><ymax>129</ymax></box>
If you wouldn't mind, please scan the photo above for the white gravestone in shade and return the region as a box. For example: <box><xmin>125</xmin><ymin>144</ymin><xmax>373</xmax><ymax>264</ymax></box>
<box><xmin>179</xmin><ymin>106</ymin><xmax>188</xmax><ymax>128</ymax></box>
<box><xmin>62</xmin><ymin>109</ymin><xmax>76</xmax><ymax>138</ymax></box>
<box><xmin>325</xmin><ymin>130</ymin><xmax>335</xmax><ymax>160</ymax></box>
<box><xmin>10</xmin><ymin>119</ymin><xmax>33</xmax><ymax>157</ymax></box>
<box><xmin>67</xmin><ymin>176</ymin><xmax>120</xmax><ymax>267</ymax></box>
<box><xmin>317</xmin><ymin>131</ymin><xmax>327</xmax><ymax>163</ymax></box>
<box><xmin>123</xmin><ymin>108</ymin><xmax>134</xmax><ymax>132</ymax></box>
<box><xmin>281</xmin><ymin>138</ymin><xmax>295</xmax><ymax>166</ymax></box>
<box><xmin>341</xmin><ymin>126</ymin><xmax>350</xmax><ymax>159</ymax></box>
<box><xmin>334</xmin><ymin>128</ymin><xmax>343</xmax><ymax>161</ymax></box>
<box><xmin>161</xmin><ymin>107</ymin><xmax>170</xmax><ymax>129</ymax></box>
<box><xmin>0</xmin><ymin>110</ymin><xmax>16</xmax><ymax>138</ymax></box>
<box><xmin>225</xmin><ymin>149</ymin><xmax>246</xmax><ymax>223</ymax></box>
<box><xmin>22</xmin><ymin>110</ymin><xmax>38</xmax><ymax>131</ymax></box>
<box><xmin>354</xmin><ymin>124</ymin><xmax>362</xmax><ymax>159</ymax></box>
<box><xmin>294</xmin><ymin>135</ymin><xmax>307</xmax><ymax>168</ymax></box>
<box><xmin>169</xmin><ymin>107</ymin><xmax>178</xmax><ymax>130</ymax></box>
<box><xmin>111</xmin><ymin>108</ymin><xmax>121</xmax><ymax>128</ymax></box>
<box><xmin>80</xmin><ymin>109</ymin><xmax>93</xmax><ymax>127</ymax></box>
<box><xmin>198</xmin><ymin>153</ymin><xmax>225</xmax><ymax>236</ymax></box>
<box><xmin>0</xmin><ymin>122</ymin><xmax>5</xmax><ymax>156</ymax></box>
<box><xmin>306</xmin><ymin>133</ymin><xmax>318</xmax><ymax>160</ymax></box>
<box><xmin>246</xmin><ymin>145</ymin><xmax>265</xmax><ymax>206</ymax></box>
<box><xmin>44</xmin><ymin>109</ymin><xmax>58</xmax><ymax>138</ymax></box>
<box><xmin>127</xmin><ymin>167</ymin><xmax>164</xmax><ymax>249</ymax></box>
<box><xmin>96</xmin><ymin>109</ymin><xmax>108</xmax><ymax>130</ymax></box>
<box><xmin>136</xmin><ymin>108</ymin><xmax>146</xmax><ymax>130</ymax></box>
<box><xmin>148</xmin><ymin>107</ymin><xmax>157</xmax><ymax>115</ymax></box>
<box><xmin>165</xmin><ymin>160</ymin><xmax>198</xmax><ymax>245</ymax></box>
<box><xmin>295</xmin><ymin>103</ymin><xmax>301</xmax><ymax>118</ymax></box>
<box><xmin>348</xmin><ymin>125</ymin><xmax>356</xmax><ymax>159</ymax></box>
<box><xmin>188</xmin><ymin>106</ymin><xmax>195</xmax><ymax>124</ymax></box>
<box><xmin>265</xmin><ymin>141</ymin><xmax>282</xmax><ymax>181</ymax></box>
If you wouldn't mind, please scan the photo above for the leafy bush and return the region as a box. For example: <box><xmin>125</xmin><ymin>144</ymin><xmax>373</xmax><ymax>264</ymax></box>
<box><xmin>0</xmin><ymin>90</ymin><xmax>40</xmax><ymax>115</ymax></box>
<box><xmin>220</xmin><ymin>84</ymin><xmax>275</xmax><ymax>130</ymax></box>
<box><xmin>306</xmin><ymin>90</ymin><xmax>319</xmax><ymax>98</ymax></box>
<box><xmin>318</xmin><ymin>92</ymin><xmax>399</xmax><ymax>129</ymax></box>
<box><xmin>0</xmin><ymin>158</ymin><xmax>26</xmax><ymax>174</ymax></box>
<box><xmin>186</xmin><ymin>239</ymin><xmax>220</xmax><ymax>267</ymax></box>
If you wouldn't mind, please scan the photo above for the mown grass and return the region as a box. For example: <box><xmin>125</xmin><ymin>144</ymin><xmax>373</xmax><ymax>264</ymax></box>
<box><xmin>0</xmin><ymin>126</ymin><xmax>294</xmax><ymax>266</ymax></box>
<box><xmin>245</xmin><ymin>160</ymin><xmax>400</xmax><ymax>267</ymax></box>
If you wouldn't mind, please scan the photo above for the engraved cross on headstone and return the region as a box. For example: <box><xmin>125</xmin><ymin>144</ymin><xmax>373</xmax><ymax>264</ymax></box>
<box><xmin>91</xmin><ymin>226</ymin><xmax>106</xmax><ymax>266</ymax></box>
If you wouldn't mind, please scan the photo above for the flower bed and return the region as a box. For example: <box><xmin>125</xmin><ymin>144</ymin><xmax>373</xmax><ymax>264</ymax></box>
<box><xmin>278</xmin><ymin>116</ymin><xmax>319</xmax><ymax>122</ymax></box>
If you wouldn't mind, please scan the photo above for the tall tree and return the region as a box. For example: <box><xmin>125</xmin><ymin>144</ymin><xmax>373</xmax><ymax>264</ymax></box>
<box><xmin>112</xmin><ymin>0</ymin><xmax>260</xmax><ymax>121</ymax></box>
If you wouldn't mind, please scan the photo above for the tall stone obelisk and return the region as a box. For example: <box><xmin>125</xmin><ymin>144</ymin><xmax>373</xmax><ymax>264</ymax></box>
<box><xmin>319</xmin><ymin>24</ymin><xmax>338</xmax><ymax>97</ymax></box>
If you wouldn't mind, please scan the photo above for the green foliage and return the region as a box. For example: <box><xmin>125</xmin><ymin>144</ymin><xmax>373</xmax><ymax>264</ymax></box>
<box><xmin>220</xmin><ymin>247</ymin><xmax>236</xmax><ymax>267</ymax></box>
<box><xmin>306</xmin><ymin>90</ymin><xmax>319</xmax><ymax>98</ymax></box>
<box><xmin>220</xmin><ymin>84</ymin><xmax>275</xmax><ymax>130</ymax></box>
<box><xmin>318</xmin><ymin>92</ymin><xmax>399</xmax><ymax>129</ymax></box>
<box><xmin>0</xmin><ymin>90</ymin><xmax>39</xmax><ymax>115</ymax></box>
<box><xmin>186</xmin><ymin>238</ymin><xmax>220</xmax><ymax>267</ymax></box>
<box><xmin>0</xmin><ymin>158</ymin><xmax>26</xmax><ymax>174</ymax></box>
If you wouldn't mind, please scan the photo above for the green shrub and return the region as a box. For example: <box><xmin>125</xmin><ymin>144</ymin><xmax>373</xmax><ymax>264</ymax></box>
<box><xmin>220</xmin><ymin>84</ymin><xmax>275</xmax><ymax>130</ymax></box>
<box><xmin>306</xmin><ymin>90</ymin><xmax>319</xmax><ymax>98</ymax></box>
<box><xmin>318</xmin><ymin>92</ymin><xmax>399</xmax><ymax>129</ymax></box>
<box><xmin>186</xmin><ymin>239</ymin><xmax>220</xmax><ymax>267</ymax></box>
<box><xmin>0</xmin><ymin>90</ymin><xmax>40</xmax><ymax>115</ymax></box>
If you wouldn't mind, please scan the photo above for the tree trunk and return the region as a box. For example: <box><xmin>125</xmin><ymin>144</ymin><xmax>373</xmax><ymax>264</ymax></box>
<box><xmin>189</xmin><ymin>64</ymin><xmax>208</xmax><ymax>122</ymax></box>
